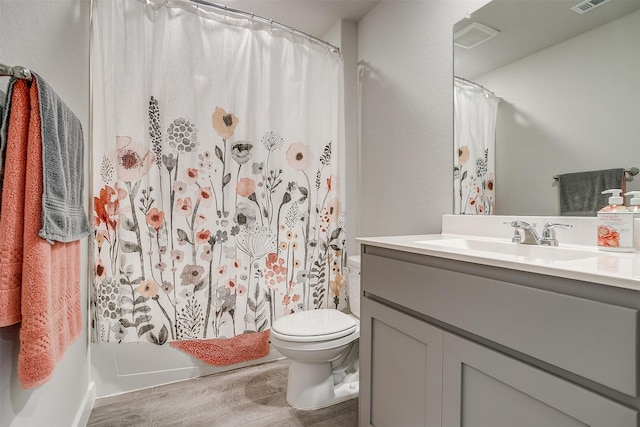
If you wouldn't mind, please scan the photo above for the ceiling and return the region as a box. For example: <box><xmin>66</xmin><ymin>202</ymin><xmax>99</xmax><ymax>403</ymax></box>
<box><xmin>454</xmin><ymin>0</ymin><xmax>640</xmax><ymax>78</ymax></box>
<box><xmin>218</xmin><ymin>0</ymin><xmax>380</xmax><ymax>38</ymax></box>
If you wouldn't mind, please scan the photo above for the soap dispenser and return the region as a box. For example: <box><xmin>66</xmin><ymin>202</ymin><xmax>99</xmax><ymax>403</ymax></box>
<box><xmin>625</xmin><ymin>191</ymin><xmax>640</xmax><ymax>252</ymax></box>
<box><xmin>597</xmin><ymin>189</ymin><xmax>633</xmax><ymax>252</ymax></box>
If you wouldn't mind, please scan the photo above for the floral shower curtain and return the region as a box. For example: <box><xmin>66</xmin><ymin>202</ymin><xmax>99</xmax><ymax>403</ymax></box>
<box><xmin>453</xmin><ymin>78</ymin><xmax>498</xmax><ymax>215</ymax></box>
<box><xmin>91</xmin><ymin>0</ymin><xmax>346</xmax><ymax>344</ymax></box>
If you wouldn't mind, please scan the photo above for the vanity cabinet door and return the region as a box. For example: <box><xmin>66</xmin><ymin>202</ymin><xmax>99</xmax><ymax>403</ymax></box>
<box><xmin>360</xmin><ymin>297</ymin><xmax>444</xmax><ymax>427</ymax></box>
<box><xmin>442</xmin><ymin>333</ymin><xmax>638</xmax><ymax>427</ymax></box>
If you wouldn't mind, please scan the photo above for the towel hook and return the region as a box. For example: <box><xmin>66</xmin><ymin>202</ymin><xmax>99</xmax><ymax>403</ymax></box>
<box><xmin>0</xmin><ymin>63</ymin><xmax>33</xmax><ymax>81</ymax></box>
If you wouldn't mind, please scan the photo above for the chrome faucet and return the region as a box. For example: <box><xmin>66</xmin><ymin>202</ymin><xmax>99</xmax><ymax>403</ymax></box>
<box><xmin>507</xmin><ymin>221</ymin><xmax>540</xmax><ymax>245</ymax></box>
<box><xmin>507</xmin><ymin>221</ymin><xmax>572</xmax><ymax>246</ymax></box>
<box><xmin>540</xmin><ymin>223</ymin><xmax>573</xmax><ymax>246</ymax></box>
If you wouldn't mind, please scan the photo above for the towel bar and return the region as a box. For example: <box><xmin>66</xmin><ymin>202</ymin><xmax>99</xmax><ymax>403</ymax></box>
<box><xmin>0</xmin><ymin>63</ymin><xmax>32</xmax><ymax>81</ymax></box>
<box><xmin>553</xmin><ymin>167</ymin><xmax>639</xmax><ymax>181</ymax></box>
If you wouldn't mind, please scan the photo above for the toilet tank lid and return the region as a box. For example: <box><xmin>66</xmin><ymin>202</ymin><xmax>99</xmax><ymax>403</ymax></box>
<box><xmin>272</xmin><ymin>309</ymin><xmax>357</xmax><ymax>337</ymax></box>
<box><xmin>347</xmin><ymin>255</ymin><xmax>360</xmax><ymax>268</ymax></box>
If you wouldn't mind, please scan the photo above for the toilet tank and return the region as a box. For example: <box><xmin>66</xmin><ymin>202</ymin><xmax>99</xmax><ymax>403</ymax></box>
<box><xmin>347</xmin><ymin>255</ymin><xmax>361</xmax><ymax>318</ymax></box>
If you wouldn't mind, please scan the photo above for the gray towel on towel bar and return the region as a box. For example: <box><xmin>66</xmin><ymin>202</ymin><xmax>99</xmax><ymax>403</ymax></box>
<box><xmin>34</xmin><ymin>73</ymin><xmax>90</xmax><ymax>242</ymax></box>
<box><xmin>557</xmin><ymin>168</ymin><xmax>625</xmax><ymax>216</ymax></box>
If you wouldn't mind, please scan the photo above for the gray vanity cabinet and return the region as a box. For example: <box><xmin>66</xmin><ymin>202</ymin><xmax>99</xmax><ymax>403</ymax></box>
<box><xmin>359</xmin><ymin>297</ymin><xmax>444</xmax><ymax>427</ymax></box>
<box><xmin>359</xmin><ymin>245</ymin><xmax>640</xmax><ymax>427</ymax></box>
<box><xmin>442</xmin><ymin>333</ymin><xmax>633</xmax><ymax>427</ymax></box>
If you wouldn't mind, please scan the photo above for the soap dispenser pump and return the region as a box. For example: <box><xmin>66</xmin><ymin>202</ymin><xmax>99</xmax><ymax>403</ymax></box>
<box><xmin>597</xmin><ymin>189</ymin><xmax>633</xmax><ymax>252</ymax></box>
<box><xmin>601</xmin><ymin>189</ymin><xmax>624</xmax><ymax>209</ymax></box>
<box><xmin>625</xmin><ymin>190</ymin><xmax>640</xmax><ymax>251</ymax></box>
<box><xmin>625</xmin><ymin>191</ymin><xmax>640</xmax><ymax>209</ymax></box>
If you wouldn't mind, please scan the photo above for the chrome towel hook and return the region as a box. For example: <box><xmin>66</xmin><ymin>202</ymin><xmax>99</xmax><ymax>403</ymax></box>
<box><xmin>0</xmin><ymin>63</ymin><xmax>33</xmax><ymax>81</ymax></box>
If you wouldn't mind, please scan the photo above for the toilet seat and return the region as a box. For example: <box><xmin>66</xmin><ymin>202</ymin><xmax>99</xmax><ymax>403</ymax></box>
<box><xmin>271</xmin><ymin>309</ymin><xmax>357</xmax><ymax>342</ymax></box>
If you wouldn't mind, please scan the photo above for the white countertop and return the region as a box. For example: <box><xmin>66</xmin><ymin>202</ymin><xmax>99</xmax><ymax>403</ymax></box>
<box><xmin>357</xmin><ymin>233</ymin><xmax>640</xmax><ymax>292</ymax></box>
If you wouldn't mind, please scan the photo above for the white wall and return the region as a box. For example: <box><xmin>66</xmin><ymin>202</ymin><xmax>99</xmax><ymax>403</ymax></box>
<box><xmin>324</xmin><ymin>19</ymin><xmax>359</xmax><ymax>257</ymax></box>
<box><xmin>0</xmin><ymin>1</ymin><xmax>93</xmax><ymax>426</ymax></box>
<box><xmin>357</xmin><ymin>0</ymin><xmax>488</xmax><ymax>239</ymax></box>
<box><xmin>477</xmin><ymin>10</ymin><xmax>640</xmax><ymax>216</ymax></box>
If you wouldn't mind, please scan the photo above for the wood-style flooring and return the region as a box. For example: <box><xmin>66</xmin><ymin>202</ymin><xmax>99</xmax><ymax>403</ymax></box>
<box><xmin>87</xmin><ymin>359</ymin><xmax>358</xmax><ymax>427</ymax></box>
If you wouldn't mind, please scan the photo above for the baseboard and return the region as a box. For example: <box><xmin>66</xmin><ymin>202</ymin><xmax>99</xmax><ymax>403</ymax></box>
<box><xmin>72</xmin><ymin>380</ymin><xmax>96</xmax><ymax>427</ymax></box>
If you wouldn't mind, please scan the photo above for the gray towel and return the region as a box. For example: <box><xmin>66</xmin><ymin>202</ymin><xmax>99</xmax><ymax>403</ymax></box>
<box><xmin>34</xmin><ymin>73</ymin><xmax>90</xmax><ymax>242</ymax></box>
<box><xmin>557</xmin><ymin>168</ymin><xmax>625</xmax><ymax>216</ymax></box>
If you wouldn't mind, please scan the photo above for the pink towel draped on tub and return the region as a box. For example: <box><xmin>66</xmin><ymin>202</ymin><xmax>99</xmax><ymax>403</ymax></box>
<box><xmin>0</xmin><ymin>78</ymin><xmax>82</xmax><ymax>388</ymax></box>
<box><xmin>170</xmin><ymin>330</ymin><xmax>271</xmax><ymax>366</ymax></box>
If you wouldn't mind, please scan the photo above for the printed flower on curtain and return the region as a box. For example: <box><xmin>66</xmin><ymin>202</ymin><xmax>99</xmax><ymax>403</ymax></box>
<box><xmin>211</xmin><ymin>106</ymin><xmax>241</xmax><ymax>219</ymax></box>
<box><xmin>184</xmin><ymin>168</ymin><xmax>198</xmax><ymax>184</ymax></box>
<box><xmin>96</xmin><ymin>278</ymin><xmax>119</xmax><ymax>325</ymax></box>
<box><xmin>231</xmin><ymin>143</ymin><xmax>253</xmax><ymax>165</ymax></box>
<box><xmin>237</xmin><ymin>178</ymin><xmax>256</xmax><ymax>198</ymax></box>
<box><xmin>176</xmin><ymin>197</ymin><xmax>193</xmax><ymax>216</ymax></box>
<box><xmin>168</xmin><ymin>118</ymin><xmax>199</xmax><ymax>153</ymax></box>
<box><xmin>237</xmin><ymin>227</ymin><xmax>276</xmax><ymax>260</ymax></box>
<box><xmin>180</xmin><ymin>264</ymin><xmax>205</xmax><ymax>286</ymax></box>
<box><xmin>107</xmin><ymin>136</ymin><xmax>156</xmax><ymax>182</ymax></box>
<box><xmin>212</xmin><ymin>107</ymin><xmax>239</xmax><ymax>139</ymax></box>
<box><xmin>458</xmin><ymin>145</ymin><xmax>470</xmax><ymax>165</ymax></box>
<box><xmin>286</xmin><ymin>142</ymin><xmax>314</xmax><ymax>171</ymax></box>
<box><xmin>195</xmin><ymin>229</ymin><xmax>211</xmax><ymax>244</ymax></box>
<box><xmin>329</xmin><ymin>264</ymin><xmax>346</xmax><ymax>308</ymax></box>
<box><xmin>235</xmin><ymin>226</ymin><xmax>275</xmax><ymax>331</ymax></box>
<box><xmin>94</xmin><ymin>184</ymin><xmax>126</xmax><ymax>231</ymax></box>
<box><xmin>231</xmin><ymin>142</ymin><xmax>254</xmax><ymax>211</ymax></box>
<box><xmin>265</xmin><ymin>253</ymin><xmax>287</xmax><ymax>286</ymax></box>
<box><xmin>146</xmin><ymin>208</ymin><xmax>164</xmax><ymax>230</ymax></box>
<box><xmin>236</xmin><ymin>202</ymin><xmax>257</xmax><ymax>227</ymax></box>
<box><xmin>137</xmin><ymin>280</ymin><xmax>159</xmax><ymax>298</ymax></box>
<box><xmin>94</xmin><ymin>184</ymin><xmax>128</xmax><ymax>276</ymax></box>
<box><xmin>198</xmin><ymin>187</ymin><xmax>214</xmax><ymax>207</ymax></box>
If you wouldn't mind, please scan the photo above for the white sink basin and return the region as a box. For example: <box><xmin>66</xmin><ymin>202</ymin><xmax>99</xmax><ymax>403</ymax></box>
<box><xmin>415</xmin><ymin>238</ymin><xmax>598</xmax><ymax>261</ymax></box>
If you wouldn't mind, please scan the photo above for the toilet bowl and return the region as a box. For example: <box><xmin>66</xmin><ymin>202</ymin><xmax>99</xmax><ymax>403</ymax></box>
<box><xmin>270</xmin><ymin>255</ymin><xmax>361</xmax><ymax>410</ymax></box>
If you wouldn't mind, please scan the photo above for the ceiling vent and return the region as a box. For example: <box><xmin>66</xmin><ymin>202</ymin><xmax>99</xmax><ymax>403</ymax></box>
<box><xmin>454</xmin><ymin>22</ymin><xmax>500</xmax><ymax>49</ymax></box>
<box><xmin>571</xmin><ymin>0</ymin><xmax>611</xmax><ymax>14</ymax></box>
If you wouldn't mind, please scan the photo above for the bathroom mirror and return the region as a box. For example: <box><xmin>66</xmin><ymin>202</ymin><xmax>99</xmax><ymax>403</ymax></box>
<box><xmin>453</xmin><ymin>0</ymin><xmax>640</xmax><ymax>216</ymax></box>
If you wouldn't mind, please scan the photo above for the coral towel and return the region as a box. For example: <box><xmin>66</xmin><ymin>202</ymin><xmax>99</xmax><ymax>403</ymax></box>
<box><xmin>0</xmin><ymin>79</ymin><xmax>28</xmax><ymax>327</ymax></box>
<box><xmin>0</xmin><ymin>78</ymin><xmax>82</xmax><ymax>388</ymax></box>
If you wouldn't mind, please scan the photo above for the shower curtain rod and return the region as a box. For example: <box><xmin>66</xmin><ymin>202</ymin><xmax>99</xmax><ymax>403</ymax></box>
<box><xmin>454</xmin><ymin>76</ymin><xmax>500</xmax><ymax>101</ymax></box>
<box><xmin>0</xmin><ymin>63</ymin><xmax>33</xmax><ymax>81</ymax></box>
<box><xmin>159</xmin><ymin>0</ymin><xmax>341</xmax><ymax>54</ymax></box>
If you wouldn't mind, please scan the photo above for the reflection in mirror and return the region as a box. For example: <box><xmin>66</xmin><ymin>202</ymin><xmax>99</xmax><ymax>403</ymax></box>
<box><xmin>453</xmin><ymin>0</ymin><xmax>640</xmax><ymax>216</ymax></box>
<box><xmin>453</xmin><ymin>77</ymin><xmax>499</xmax><ymax>215</ymax></box>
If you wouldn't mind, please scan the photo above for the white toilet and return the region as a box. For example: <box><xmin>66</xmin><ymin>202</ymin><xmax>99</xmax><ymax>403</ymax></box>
<box><xmin>270</xmin><ymin>255</ymin><xmax>361</xmax><ymax>410</ymax></box>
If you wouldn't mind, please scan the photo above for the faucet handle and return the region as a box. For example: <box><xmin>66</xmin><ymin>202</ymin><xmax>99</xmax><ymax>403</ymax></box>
<box><xmin>504</xmin><ymin>221</ymin><xmax>525</xmax><ymax>243</ymax></box>
<box><xmin>507</xmin><ymin>220</ymin><xmax>527</xmax><ymax>228</ymax></box>
<box><xmin>507</xmin><ymin>220</ymin><xmax>538</xmax><ymax>229</ymax></box>
<box><xmin>541</xmin><ymin>223</ymin><xmax>573</xmax><ymax>245</ymax></box>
